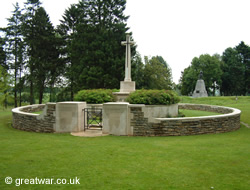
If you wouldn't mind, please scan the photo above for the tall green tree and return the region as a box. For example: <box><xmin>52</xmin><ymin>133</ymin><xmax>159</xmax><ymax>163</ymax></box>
<box><xmin>22</xmin><ymin>0</ymin><xmax>41</xmax><ymax>104</ymax></box>
<box><xmin>58</xmin><ymin>3</ymin><xmax>86</xmax><ymax>100</ymax></box>
<box><xmin>47</xmin><ymin>32</ymin><xmax>65</xmax><ymax>102</ymax></box>
<box><xmin>22</xmin><ymin>0</ymin><xmax>63</xmax><ymax>104</ymax></box>
<box><xmin>0</xmin><ymin>33</ymin><xmax>10</xmax><ymax>108</ymax></box>
<box><xmin>131</xmin><ymin>52</ymin><xmax>145</xmax><ymax>89</ymax></box>
<box><xmin>235</xmin><ymin>41</ymin><xmax>250</xmax><ymax>95</ymax></box>
<box><xmin>0</xmin><ymin>65</ymin><xmax>12</xmax><ymax>108</ymax></box>
<box><xmin>0</xmin><ymin>37</ymin><xmax>6</xmax><ymax>69</ymax></box>
<box><xmin>143</xmin><ymin>56</ymin><xmax>173</xmax><ymax>89</ymax></box>
<box><xmin>3</xmin><ymin>3</ymin><xmax>24</xmax><ymax>107</ymax></box>
<box><xmin>180</xmin><ymin>66</ymin><xmax>197</xmax><ymax>95</ymax></box>
<box><xmin>59</xmin><ymin>0</ymin><xmax>132</xmax><ymax>97</ymax></box>
<box><xmin>27</xmin><ymin>6</ymin><xmax>62</xmax><ymax>104</ymax></box>
<box><xmin>32</xmin><ymin>7</ymin><xmax>61</xmax><ymax>103</ymax></box>
<box><xmin>221</xmin><ymin>47</ymin><xmax>245</xmax><ymax>95</ymax></box>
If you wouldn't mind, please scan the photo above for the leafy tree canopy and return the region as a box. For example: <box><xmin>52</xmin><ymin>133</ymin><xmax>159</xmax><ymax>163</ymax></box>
<box><xmin>235</xmin><ymin>41</ymin><xmax>250</xmax><ymax>94</ymax></box>
<box><xmin>221</xmin><ymin>47</ymin><xmax>245</xmax><ymax>95</ymax></box>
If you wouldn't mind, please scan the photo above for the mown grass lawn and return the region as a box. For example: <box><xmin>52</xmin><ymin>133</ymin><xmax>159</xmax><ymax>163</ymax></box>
<box><xmin>0</xmin><ymin>97</ymin><xmax>250</xmax><ymax>190</ymax></box>
<box><xmin>179</xmin><ymin>109</ymin><xmax>220</xmax><ymax>117</ymax></box>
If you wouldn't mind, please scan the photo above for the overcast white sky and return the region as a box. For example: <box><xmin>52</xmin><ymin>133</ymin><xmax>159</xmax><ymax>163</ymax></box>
<box><xmin>1</xmin><ymin>0</ymin><xmax>250</xmax><ymax>83</ymax></box>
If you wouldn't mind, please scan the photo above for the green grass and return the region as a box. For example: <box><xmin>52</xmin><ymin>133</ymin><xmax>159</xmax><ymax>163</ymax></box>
<box><xmin>88</xmin><ymin>119</ymin><xmax>101</xmax><ymax>124</ymax></box>
<box><xmin>32</xmin><ymin>111</ymin><xmax>43</xmax><ymax>114</ymax></box>
<box><xmin>179</xmin><ymin>109</ymin><xmax>220</xmax><ymax>117</ymax></box>
<box><xmin>180</xmin><ymin>96</ymin><xmax>250</xmax><ymax>124</ymax></box>
<box><xmin>0</xmin><ymin>97</ymin><xmax>250</xmax><ymax>190</ymax></box>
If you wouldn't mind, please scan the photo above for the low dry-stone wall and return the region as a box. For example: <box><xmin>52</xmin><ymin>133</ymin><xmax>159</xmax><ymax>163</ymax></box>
<box><xmin>12</xmin><ymin>102</ymin><xmax>241</xmax><ymax>136</ymax></box>
<box><xmin>12</xmin><ymin>103</ymin><xmax>56</xmax><ymax>133</ymax></box>
<box><xmin>131</xmin><ymin>103</ymin><xmax>241</xmax><ymax>136</ymax></box>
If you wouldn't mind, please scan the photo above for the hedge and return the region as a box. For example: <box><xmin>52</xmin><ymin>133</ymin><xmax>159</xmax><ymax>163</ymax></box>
<box><xmin>126</xmin><ymin>90</ymin><xmax>180</xmax><ymax>105</ymax></box>
<box><xmin>74</xmin><ymin>89</ymin><xmax>116</xmax><ymax>103</ymax></box>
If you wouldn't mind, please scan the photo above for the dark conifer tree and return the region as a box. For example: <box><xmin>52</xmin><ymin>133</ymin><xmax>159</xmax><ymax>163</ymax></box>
<box><xmin>0</xmin><ymin>37</ymin><xmax>6</xmax><ymax>70</ymax></box>
<box><xmin>58</xmin><ymin>3</ymin><xmax>84</xmax><ymax>100</ymax></box>
<box><xmin>59</xmin><ymin>0</ymin><xmax>134</xmax><ymax>97</ymax></box>
<box><xmin>221</xmin><ymin>48</ymin><xmax>245</xmax><ymax>96</ymax></box>
<box><xmin>235</xmin><ymin>41</ymin><xmax>250</xmax><ymax>95</ymax></box>
<box><xmin>22</xmin><ymin>0</ymin><xmax>41</xmax><ymax>104</ymax></box>
<box><xmin>23</xmin><ymin>0</ymin><xmax>63</xmax><ymax>103</ymax></box>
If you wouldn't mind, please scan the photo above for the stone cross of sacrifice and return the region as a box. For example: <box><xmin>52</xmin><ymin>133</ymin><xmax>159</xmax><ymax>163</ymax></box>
<box><xmin>121</xmin><ymin>34</ymin><xmax>135</xmax><ymax>82</ymax></box>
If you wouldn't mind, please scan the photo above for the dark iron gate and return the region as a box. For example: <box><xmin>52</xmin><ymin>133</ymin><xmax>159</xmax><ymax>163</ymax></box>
<box><xmin>83</xmin><ymin>108</ymin><xmax>103</xmax><ymax>131</ymax></box>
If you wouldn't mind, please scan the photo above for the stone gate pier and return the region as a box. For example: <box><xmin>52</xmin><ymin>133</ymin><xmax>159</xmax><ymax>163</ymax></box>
<box><xmin>12</xmin><ymin>102</ymin><xmax>87</xmax><ymax>133</ymax></box>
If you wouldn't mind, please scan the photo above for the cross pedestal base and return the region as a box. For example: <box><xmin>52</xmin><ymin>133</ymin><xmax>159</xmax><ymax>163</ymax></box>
<box><xmin>113</xmin><ymin>81</ymin><xmax>135</xmax><ymax>102</ymax></box>
<box><xmin>120</xmin><ymin>81</ymin><xmax>135</xmax><ymax>93</ymax></box>
<box><xmin>113</xmin><ymin>92</ymin><xmax>130</xmax><ymax>102</ymax></box>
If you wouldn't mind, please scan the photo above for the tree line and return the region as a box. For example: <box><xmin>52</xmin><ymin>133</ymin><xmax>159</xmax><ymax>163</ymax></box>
<box><xmin>4</xmin><ymin>0</ymin><xmax>247</xmax><ymax>108</ymax></box>
<box><xmin>179</xmin><ymin>41</ymin><xmax>250</xmax><ymax>96</ymax></box>
<box><xmin>0</xmin><ymin>0</ymin><xmax>173</xmax><ymax>107</ymax></box>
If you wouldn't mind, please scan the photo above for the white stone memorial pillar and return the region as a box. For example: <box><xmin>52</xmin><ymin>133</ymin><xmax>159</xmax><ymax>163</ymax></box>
<box><xmin>121</xmin><ymin>35</ymin><xmax>135</xmax><ymax>82</ymax></box>
<box><xmin>102</xmin><ymin>102</ymin><xmax>133</xmax><ymax>136</ymax></box>
<box><xmin>120</xmin><ymin>35</ymin><xmax>136</xmax><ymax>93</ymax></box>
<box><xmin>55</xmin><ymin>102</ymin><xmax>86</xmax><ymax>132</ymax></box>
<box><xmin>113</xmin><ymin>35</ymin><xmax>136</xmax><ymax>101</ymax></box>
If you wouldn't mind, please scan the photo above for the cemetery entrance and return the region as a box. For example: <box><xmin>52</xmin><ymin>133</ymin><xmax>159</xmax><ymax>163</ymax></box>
<box><xmin>83</xmin><ymin>108</ymin><xmax>103</xmax><ymax>131</ymax></box>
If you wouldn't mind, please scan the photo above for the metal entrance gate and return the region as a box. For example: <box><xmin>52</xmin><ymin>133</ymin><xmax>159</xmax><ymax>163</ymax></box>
<box><xmin>83</xmin><ymin>108</ymin><xmax>103</xmax><ymax>131</ymax></box>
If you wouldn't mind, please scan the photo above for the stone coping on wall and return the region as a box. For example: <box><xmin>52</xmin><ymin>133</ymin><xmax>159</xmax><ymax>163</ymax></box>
<box><xmin>130</xmin><ymin>103</ymin><xmax>241</xmax><ymax>136</ymax></box>
<box><xmin>154</xmin><ymin>103</ymin><xmax>241</xmax><ymax>123</ymax></box>
<box><xmin>12</xmin><ymin>103</ymin><xmax>56</xmax><ymax>133</ymax></box>
<box><xmin>12</xmin><ymin>104</ymin><xmax>46</xmax><ymax>116</ymax></box>
<box><xmin>12</xmin><ymin>102</ymin><xmax>90</xmax><ymax>133</ymax></box>
<box><xmin>12</xmin><ymin>102</ymin><xmax>100</xmax><ymax>133</ymax></box>
<box><xmin>12</xmin><ymin>102</ymin><xmax>242</xmax><ymax>136</ymax></box>
<box><xmin>127</xmin><ymin>103</ymin><xmax>241</xmax><ymax>123</ymax></box>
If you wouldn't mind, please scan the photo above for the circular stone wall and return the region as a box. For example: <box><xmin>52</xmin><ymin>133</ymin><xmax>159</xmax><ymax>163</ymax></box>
<box><xmin>12</xmin><ymin>103</ymin><xmax>242</xmax><ymax>136</ymax></box>
<box><xmin>12</xmin><ymin>103</ymin><xmax>56</xmax><ymax>133</ymax></box>
<box><xmin>131</xmin><ymin>103</ymin><xmax>241</xmax><ymax>136</ymax></box>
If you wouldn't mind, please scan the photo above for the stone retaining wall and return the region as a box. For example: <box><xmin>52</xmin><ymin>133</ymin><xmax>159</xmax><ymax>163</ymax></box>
<box><xmin>178</xmin><ymin>103</ymin><xmax>232</xmax><ymax>114</ymax></box>
<box><xmin>131</xmin><ymin>103</ymin><xmax>241</xmax><ymax>136</ymax></box>
<box><xmin>12</xmin><ymin>102</ymin><xmax>242</xmax><ymax>136</ymax></box>
<box><xmin>103</xmin><ymin>103</ymin><xmax>178</xmax><ymax>136</ymax></box>
<box><xmin>12</xmin><ymin>103</ymin><xmax>56</xmax><ymax>133</ymax></box>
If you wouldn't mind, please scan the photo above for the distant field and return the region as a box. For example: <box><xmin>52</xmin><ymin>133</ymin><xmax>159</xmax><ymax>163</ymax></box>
<box><xmin>0</xmin><ymin>96</ymin><xmax>249</xmax><ymax>190</ymax></box>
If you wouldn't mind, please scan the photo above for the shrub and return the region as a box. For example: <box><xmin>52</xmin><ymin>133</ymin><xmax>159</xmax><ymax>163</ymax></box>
<box><xmin>126</xmin><ymin>90</ymin><xmax>180</xmax><ymax>105</ymax></box>
<box><xmin>74</xmin><ymin>89</ymin><xmax>115</xmax><ymax>104</ymax></box>
<box><xmin>0</xmin><ymin>94</ymin><xmax>14</xmax><ymax>108</ymax></box>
